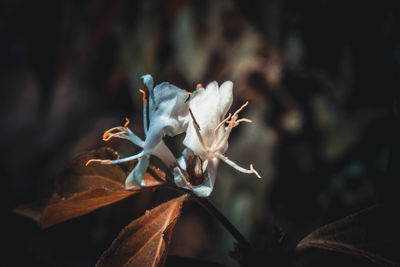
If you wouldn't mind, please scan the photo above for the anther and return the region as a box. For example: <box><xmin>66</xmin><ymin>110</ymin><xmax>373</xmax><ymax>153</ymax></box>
<box><xmin>139</xmin><ymin>89</ymin><xmax>146</xmax><ymax>104</ymax></box>
<box><xmin>86</xmin><ymin>159</ymin><xmax>112</xmax><ymax>166</ymax></box>
<box><xmin>124</xmin><ymin>118</ymin><xmax>130</xmax><ymax>128</ymax></box>
<box><xmin>228</xmin><ymin>118</ymin><xmax>252</xmax><ymax>128</ymax></box>
<box><xmin>196</xmin><ymin>83</ymin><xmax>203</xmax><ymax>90</ymax></box>
<box><xmin>103</xmin><ymin>130</ymin><xmax>128</xmax><ymax>141</ymax></box>
<box><xmin>250</xmin><ymin>164</ymin><xmax>261</xmax><ymax>179</ymax></box>
<box><xmin>233</xmin><ymin>101</ymin><xmax>248</xmax><ymax>118</ymax></box>
<box><xmin>214</xmin><ymin>113</ymin><xmax>232</xmax><ymax>135</ymax></box>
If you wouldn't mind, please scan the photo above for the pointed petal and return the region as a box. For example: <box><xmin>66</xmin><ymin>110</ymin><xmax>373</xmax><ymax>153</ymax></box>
<box><xmin>182</xmin><ymin>122</ymin><xmax>207</xmax><ymax>157</ymax></box>
<box><xmin>206</xmin><ymin>81</ymin><xmax>219</xmax><ymax>96</ymax></box>
<box><xmin>150</xmin><ymin>140</ymin><xmax>177</xmax><ymax>168</ymax></box>
<box><xmin>173</xmin><ymin>167</ymin><xmax>190</xmax><ymax>189</ymax></box>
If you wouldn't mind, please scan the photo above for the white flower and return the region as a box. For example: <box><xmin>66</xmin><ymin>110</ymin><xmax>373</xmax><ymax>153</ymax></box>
<box><xmin>174</xmin><ymin>81</ymin><xmax>261</xmax><ymax>197</ymax></box>
<box><xmin>87</xmin><ymin>74</ymin><xmax>189</xmax><ymax>188</ymax></box>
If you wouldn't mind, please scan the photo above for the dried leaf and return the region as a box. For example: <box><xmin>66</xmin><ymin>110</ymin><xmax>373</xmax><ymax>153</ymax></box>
<box><xmin>97</xmin><ymin>194</ymin><xmax>189</xmax><ymax>267</ymax></box>
<box><xmin>297</xmin><ymin>205</ymin><xmax>400</xmax><ymax>266</ymax></box>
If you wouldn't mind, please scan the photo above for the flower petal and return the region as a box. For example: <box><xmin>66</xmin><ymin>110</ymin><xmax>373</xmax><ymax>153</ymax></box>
<box><xmin>141</xmin><ymin>74</ymin><xmax>154</xmax><ymax>91</ymax></box>
<box><xmin>150</xmin><ymin>141</ymin><xmax>177</xmax><ymax>168</ymax></box>
<box><xmin>173</xmin><ymin>155</ymin><xmax>219</xmax><ymax>197</ymax></box>
<box><xmin>150</xmin><ymin>82</ymin><xmax>189</xmax><ymax>121</ymax></box>
<box><xmin>218</xmin><ymin>81</ymin><xmax>233</xmax><ymax>118</ymax></box>
<box><xmin>125</xmin><ymin>155</ymin><xmax>150</xmax><ymax>188</ymax></box>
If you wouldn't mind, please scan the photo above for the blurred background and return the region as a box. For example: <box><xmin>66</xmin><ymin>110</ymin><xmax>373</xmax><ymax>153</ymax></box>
<box><xmin>2</xmin><ymin>0</ymin><xmax>400</xmax><ymax>266</ymax></box>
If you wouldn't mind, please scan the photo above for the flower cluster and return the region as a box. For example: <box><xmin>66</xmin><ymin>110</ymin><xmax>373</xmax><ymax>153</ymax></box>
<box><xmin>88</xmin><ymin>74</ymin><xmax>260</xmax><ymax>197</ymax></box>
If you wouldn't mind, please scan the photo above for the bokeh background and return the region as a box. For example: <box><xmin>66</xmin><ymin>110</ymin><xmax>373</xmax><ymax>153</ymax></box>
<box><xmin>2</xmin><ymin>0</ymin><xmax>400</xmax><ymax>266</ymax></box>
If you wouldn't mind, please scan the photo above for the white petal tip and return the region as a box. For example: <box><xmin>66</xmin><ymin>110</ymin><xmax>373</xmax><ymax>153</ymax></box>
<box><xmin>141</xmin><ymin>74</ymin><xmax>154</xmax><ymax>90</ymax></box>
<box><xmin>221</xmin><ymin>80</ymin><xmax>233</xmax><ymax>88</ymax></box>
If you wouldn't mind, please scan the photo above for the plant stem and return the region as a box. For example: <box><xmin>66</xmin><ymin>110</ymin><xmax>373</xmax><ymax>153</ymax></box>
<box><xmin>193</xmin><ymin>196</ymin><xmax>252</xmax><ymax>249</ymax></box>
<box><xmin>146</xmin><ymin>173</ymin><xmax>253</xmax><ymax>250</ymax></box>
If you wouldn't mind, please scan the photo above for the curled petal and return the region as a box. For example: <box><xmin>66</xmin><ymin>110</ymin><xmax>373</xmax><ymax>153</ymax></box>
<box><xmin>141</xmin><ymin>74</ymin><xmax>154</xmax><ymax>91</ymax></box>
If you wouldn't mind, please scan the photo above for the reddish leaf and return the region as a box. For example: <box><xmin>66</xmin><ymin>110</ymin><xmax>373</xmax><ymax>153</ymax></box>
<box><xmin>97</xmin><ymin>194</ymin><xmax>189</xmax><ymax>267</ymax></box>
<box><xmin>15</xmin><ymin>147</ymin><xmax>169</xmax><ymax>228</ymax></box>
<box><xmin>15</xmin><ymin>189</ymin><xmax>135</xmax><ymax>228</ymax></box>
<box><xmin>55</xmin><ymin>147</ymin><xmax>133</xmax><ymax>196</ymax></box>
<box><xmin>14</xmin><ymin>195</ymin><xmax>59</xmax><ymax>224</ymax></box>
<box><xmin>297</xmin><ymin>205</ymin><xmax>400</xmax><ymax>266</ymax></box>
<box><xmin>55</xmin><ymin>147</ymin><xmax>167</xmax><ymax>196</ymax></box>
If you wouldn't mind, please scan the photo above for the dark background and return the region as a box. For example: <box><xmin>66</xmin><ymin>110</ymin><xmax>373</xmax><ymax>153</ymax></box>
<box><xmin>2</xmin><ymin>0</ymin><xmax>399</xmax><ymax>266</ymax></box>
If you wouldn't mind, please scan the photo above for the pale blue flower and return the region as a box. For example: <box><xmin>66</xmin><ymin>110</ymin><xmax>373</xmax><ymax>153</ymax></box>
<box><xmin>87</xmin><ymin>74</ymin><xmax>189</xmax><ymax>188</ymax></box>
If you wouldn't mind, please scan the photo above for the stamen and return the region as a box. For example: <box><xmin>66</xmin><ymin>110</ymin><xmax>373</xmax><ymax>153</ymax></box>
<box><xmin>227</xmin><ymin>101</ymin><xmax>251</xmax><ymax>129</ymax></box>
<box><xmin>233</xmin><ymin>101</ymin><xmax>249</xmax><ymax>118</ymax></box>
<box><xmin>139</xmin><ymin>89</ymin><xmax>146</xmax><ymax>104</ymax></box>
<box><xmin>139</xmin><ymin>89</ymin><xmax>148</xmax><ymax>135</ymax></box>
<box><xmin>102</xmin><ymin>118</ymin><xmax>131</xmax><ymax>142</ymax></box>
<box><xmin>202</xmin><ymin>159</ymin><xmax>209</xmax><ymax>173</ymax></box>
<box><xmin>196</xmin><ymin>83</ymin><xmax>203</xmax><ymax>90</ymax></box>
<box><xmin>124</xmin><ymin>118</ymin><xmax>130</xmax><ymax>128</ymax></box>
<box><xmin>85</xmin><ymin>159</ymin><xmax>112</xmax><ymax>166</ymax></box>
<box><xmin>229</xmin><ymin>118</ymin><xmax>252</xmax><ymax>128</ymax></box>
<box><xmin>103</xmin><ymin>129</ymin><xmax>128</xmax><ymax>141</ymax></box>
<box><xmin>214</xmin><ymin>113</ymin><xmax>232</xmax><ymax>135</ymax></box>
<box><xmin>104</xmin><ymin>150</ymin><xmax>144</xmax><ymax>164</ymax></box>
<box><xmin>250</xmin><ymin>164</ymin><xmax>261</xmax><ymax>179</ymax></box>
<box><xmin>213</xmin><ymin>102</ymin><xmax>252</xmax><ymax>149</ymax></box>
<box><xmin>216</xmin><ymin>152</ymin><xmax>261</xmax><ymax>178</ymax></box>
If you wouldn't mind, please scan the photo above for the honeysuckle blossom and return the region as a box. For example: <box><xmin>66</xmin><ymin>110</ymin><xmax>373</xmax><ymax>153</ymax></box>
<box><xmin>87</xmin><ymin>74</ymin><xmax>189</xmax><ymax>188</ymax></box>
<box><xmin>174</xmin><ymin>81</ymin><xmax>261</xmax><ymax>197</ymax></box>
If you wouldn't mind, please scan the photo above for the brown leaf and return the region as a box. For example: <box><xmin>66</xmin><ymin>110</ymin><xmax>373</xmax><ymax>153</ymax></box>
<box><xmin>14</xmin><ymin>194</ymin><xmax>59</xmax><ymax>224</ymax></box>
<box><xmin>55</xmin><ymin>147</ymin><xmax>132</xmax><ymax>197</ymax></box>
<box><xmin>297</xmin><ymin>205</ymin><xmax>400</xmax><ymax>266</ymax></box>
<box><xmin>54</xmin><ymin>147</ymin><xmax>167</xmax><ymax>197</ymax></box>
<box><xmin>15</xmin><ymin>189</ymin><xmax>135</xmax><ymax>228</ymax></box>
<box><xmin>15</xmin><ymin>147</ymin><xmax>169</xmax><ymax>228</ymax></box>
<box><xmin>97</xmin><ymin>194</ymin><xmax>189</xmax><ymax>267</ymax></box>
